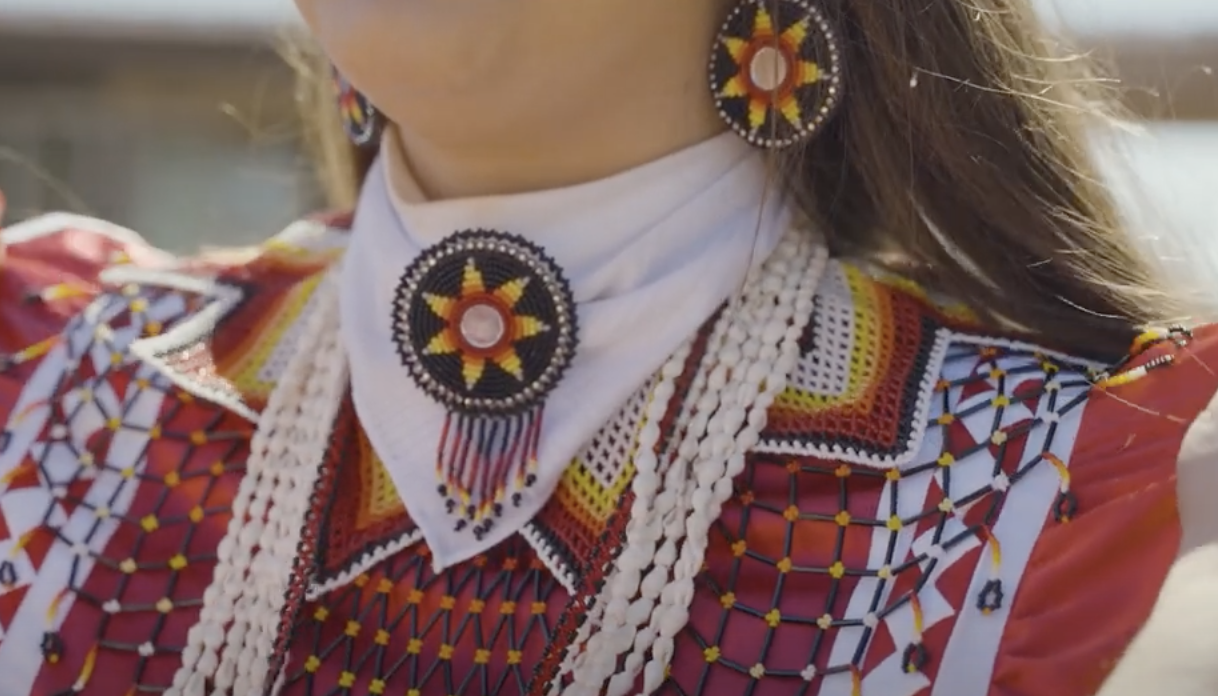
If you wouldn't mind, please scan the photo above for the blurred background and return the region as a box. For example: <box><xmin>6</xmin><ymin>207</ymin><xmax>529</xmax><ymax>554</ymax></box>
<box><xmin>0</xmin><ymin>0</ymin><xmax>1215</xmax><ymax>290</ymax></box>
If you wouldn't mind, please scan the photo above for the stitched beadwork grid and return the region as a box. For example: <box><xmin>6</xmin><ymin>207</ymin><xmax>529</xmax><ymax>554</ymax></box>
<box><xmin>0</xmin><ymin>284</ymin><xmax>252</xmax><ymax>695</ymax></box>
<box><xmin>284</xmin><ymin>375</ymin><xmax>655</xmax><ymax>695</ymax></box>
<box><xmin>664</xmin><ymin>341</ymin><xmax>1091</xmax><ymax>695</ymax></box>
<box><xmin>284</xmin><ymin>537</ymin><xmax>568</xmax><ymax>696</ymax></box>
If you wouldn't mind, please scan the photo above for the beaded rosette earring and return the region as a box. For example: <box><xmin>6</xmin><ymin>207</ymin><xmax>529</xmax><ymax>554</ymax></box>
<box><xmin>709</xmin><ymin>0</ymin><xmax>843</xmax><ymax>149</ymax></box>
<box><xmin>333</xmin><ymin>68</ymin><xmax>382</xmax><ymax>147</ymax></box>
<box><xmin>391</xmin><ymin>230</ymin><xmax>578</xmax><ymax>540</ymax></box>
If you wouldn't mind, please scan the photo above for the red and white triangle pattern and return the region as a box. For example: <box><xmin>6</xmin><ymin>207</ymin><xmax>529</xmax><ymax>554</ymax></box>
<box><xmin>0</xmin><ymin>287</ymin><xmax>186</xmax><ymax>690</ymax></box>
<box><xmin>840</xmin><ymin>340</ymin><xmax>1089</xmax><ymax>696</ymax></box>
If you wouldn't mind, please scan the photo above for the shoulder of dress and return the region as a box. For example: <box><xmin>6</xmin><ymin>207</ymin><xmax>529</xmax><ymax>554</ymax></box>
<box><xmin>0</xmin><ymin>213</ymin><xmax>176</xmax><ymax>353</ymax></box>
<box><xmin>758</xmin><ymin>259</ymin><xmax>1100</xmax><ymax>467</ymax></box>
<box><xmin>0</xmin><ymin>213</ymin><xmax>350</xmax><ymax>425</ymax></box>
<box><xmin>1108</xmin><ymin>323</ymin><xmax>1218</xmax><ymax>428</ymax></box>
<box><xmin>115</xmin><ymin>215</ymin><xmax>349</xmax><ymax>418</ymax></box>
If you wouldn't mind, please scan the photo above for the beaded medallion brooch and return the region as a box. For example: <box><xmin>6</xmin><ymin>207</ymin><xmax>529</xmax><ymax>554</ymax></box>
<box><xmin>333</xmin><ymin>69</ymin><xmax>381</xmax><ymax>148</ymax></box>
<box><xmin>391</xmin><ymin>230</ymin><xmax>578</xmax><ymax>539</ymax></box>
<box><xmin>709</xmin><ymin>0</ymin><xmax>843</xmax><ymax>148</ymax></box>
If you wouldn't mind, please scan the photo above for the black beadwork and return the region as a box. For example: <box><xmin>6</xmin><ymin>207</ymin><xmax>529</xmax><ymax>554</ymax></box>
<box><xmin>977</xmin><ymin>579</ymin><xmax>1005</xmax><ymax>613</ymax></box>
<box><xmin>901</xmin><ymin>642</ymin><xmax>928</xmax><ymax>673</ymax></box>
<box><xmin>1053</xmin><ymin>490</ymin><xmax>1078</xmax><ymax>522</ymax></box>
<box><xmin>391</xmin><ymin>229</ymin><xmax>578</xmax><ymax>417</ymax></box>
<box><xmin>0</xmin><ymin>559</ymin><xmax>16</xmax><ymax>587</ymax></box>
<box><xmin>41</xmin><ymin>631</ymin><xmax>65</xmax><ymax>663</ymax></box>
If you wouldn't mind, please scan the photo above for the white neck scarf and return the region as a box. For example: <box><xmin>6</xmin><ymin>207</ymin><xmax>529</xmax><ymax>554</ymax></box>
<box><xmin>340</xmin><ymin>132</ymin><xmax>791</xmax><ymax>569</ymax></box>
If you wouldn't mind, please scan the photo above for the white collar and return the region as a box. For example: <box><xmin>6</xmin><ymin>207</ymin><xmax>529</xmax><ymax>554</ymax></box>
<box><xmin>340</xmin><ymin>132</ymin><xmax>790</xmax><ymax>571</ymax></box>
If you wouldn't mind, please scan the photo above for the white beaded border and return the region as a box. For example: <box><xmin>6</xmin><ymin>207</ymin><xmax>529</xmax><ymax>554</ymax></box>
<box><xmin>753</xmin><ymin>329</ymin><xmax>1104</xmax><ymax>468</ymax></box>
<box><xmin>109</xmin><ymin>266</ymin><xmax>256</xmax><ymax>422</ymax></box>
<box><xmin>304</xmin><ymin>528</ymin><xmax>424</xmax><ymax>601</ymax></box>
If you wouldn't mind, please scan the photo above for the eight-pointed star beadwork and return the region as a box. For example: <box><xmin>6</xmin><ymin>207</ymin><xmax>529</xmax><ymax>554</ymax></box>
<box><xmin>719</xmin><ymin>5</ymin><xmax>822</xmax><ymax>133</ymax></box>
<box><xmin>421</xmin><ymin>257</ymin><xmax>549</xmax><ymax>390</ymax></box>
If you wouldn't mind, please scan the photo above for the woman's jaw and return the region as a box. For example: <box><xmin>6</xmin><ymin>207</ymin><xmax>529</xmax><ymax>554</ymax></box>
<box><xmin>296</xmin><ymin>0</ymin><xmax>734</xmax><ymax>199</ymax></box>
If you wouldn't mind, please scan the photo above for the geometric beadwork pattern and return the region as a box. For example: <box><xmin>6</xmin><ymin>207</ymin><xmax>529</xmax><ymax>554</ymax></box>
<box><xmin>148</xmin><ymin>244</ymin><xmax>341</xmax><ymax>415</ymax></box>
<box><xmin>282</xmin><ymin>536</ymin><xmax>568</xmax><ymax>696</ymax></box>
<box><xmin>663</xmin><ymin>340</ymin><xmax>1092</xmax><ymax>695</ymax></box>
<box><xmin>762</xmin><ymin>263</ymin><xmax>959</xmax><ymax>463</ymax></box>
<box><xmin>521</xmin><ymin>378</ymin><xmax>650</xmax><ymax>591</ymax></box>
<box><xmin>310</xmin><ymin>396</ymin><xmax>419</xmax><ymax>594</ymax></box>
<box><xmin>219</xmin><ymin>269</ymin><xmax>330</xmax><ymax>404</ymax></box>
<box><xmin>1</xmin><ymin>217</ymin><xmax>1199</xmax><ymax>696</ymax></box>
<box><xmin>307</xmin><ymin>379</ymin><xmax>657</xmax><ymax>598</ymax></box>
<box><xmin>0</xmin><ymin>276</ymin><xmax>252</xmax><ymax>695</ymax></box>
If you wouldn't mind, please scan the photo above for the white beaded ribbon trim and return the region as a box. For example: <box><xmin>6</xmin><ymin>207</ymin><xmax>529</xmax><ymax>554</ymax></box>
<box><xmin>557</xmin><ymin>226</ymin><xmax>826</xmax><ymax>695</ymax></box>
<box><xmin>168</xmin><ymin>269</ymin><xmax>348</xmax><ymax>696</ymax></box>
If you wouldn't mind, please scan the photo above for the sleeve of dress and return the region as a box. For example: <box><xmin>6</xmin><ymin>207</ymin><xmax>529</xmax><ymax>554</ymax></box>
<box><xmin>1177</xmin><ymin>349</ymin><xmax>1218</xmax><ymax>555</ymax></box>
<box><xmin>1096</xmin><ymin>327</ymin><xmax>1218</xmax><ymax>696</ymax></box>
<box><xmin>1095</xmin><ymin>544</ymin><xmax>1218</xmax><ymax>696</ymax></box>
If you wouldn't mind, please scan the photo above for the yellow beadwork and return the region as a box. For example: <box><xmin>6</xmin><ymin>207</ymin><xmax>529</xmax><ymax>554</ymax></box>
<box><xmin>765</xmin><ymin>609</ymin><xmax>782</xmax><ymax>628</ymax></box>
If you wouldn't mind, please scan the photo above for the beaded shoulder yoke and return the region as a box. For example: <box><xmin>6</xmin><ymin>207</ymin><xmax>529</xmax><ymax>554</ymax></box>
<box><xmin>0</xmin><ymin>213</ymin><xmax>1214</xmax><ymax>696</ymax></box>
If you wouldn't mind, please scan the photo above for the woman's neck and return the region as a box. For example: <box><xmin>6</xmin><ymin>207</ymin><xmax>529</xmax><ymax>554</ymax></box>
<box><xmin>393</xmin><ymin>108</ymin><xmax>726</xmax><ymax>202</ymax></box>
<box><xmin>376</xmin><ymin>1</ymin><xmax>731</xmax><ymax>201</ymax></box>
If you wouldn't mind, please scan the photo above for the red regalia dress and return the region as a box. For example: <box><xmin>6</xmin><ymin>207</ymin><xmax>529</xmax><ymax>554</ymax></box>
<box><xmin>0</xmin><ymin>212</ymin><xmax>1211</xmax><ymax>696</ymax></box>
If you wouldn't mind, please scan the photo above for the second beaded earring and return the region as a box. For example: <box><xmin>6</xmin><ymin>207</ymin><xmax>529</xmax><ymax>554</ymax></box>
<box><xmin>708</xmin><ymin>0</ymin><xmax>844</xmax><ymax>149</ymax></box>
<box><xmin>333</xmin><ymin>68</ymin><xmax>383</xmax><ymax>148</ymax></box>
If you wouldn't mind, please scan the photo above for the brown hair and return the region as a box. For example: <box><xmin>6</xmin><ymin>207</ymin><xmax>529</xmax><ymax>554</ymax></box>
<box><xmin>296</xmin><ymin>0</ymin><xmax>1169</xmax><ymax>363</ymax></box>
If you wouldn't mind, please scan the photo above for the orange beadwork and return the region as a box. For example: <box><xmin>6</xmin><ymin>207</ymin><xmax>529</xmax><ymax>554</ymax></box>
<box><xmin>763</xmin><ymin>265</ymin><xmax>975</xmax><ymax>458</ymax></box>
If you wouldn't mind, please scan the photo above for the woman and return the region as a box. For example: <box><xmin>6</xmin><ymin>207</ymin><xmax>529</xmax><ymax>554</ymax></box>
<box><xmin>0</xmin><ymin>0</ymin><xmax>1214</xmax><ymax>694</ymax></box>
